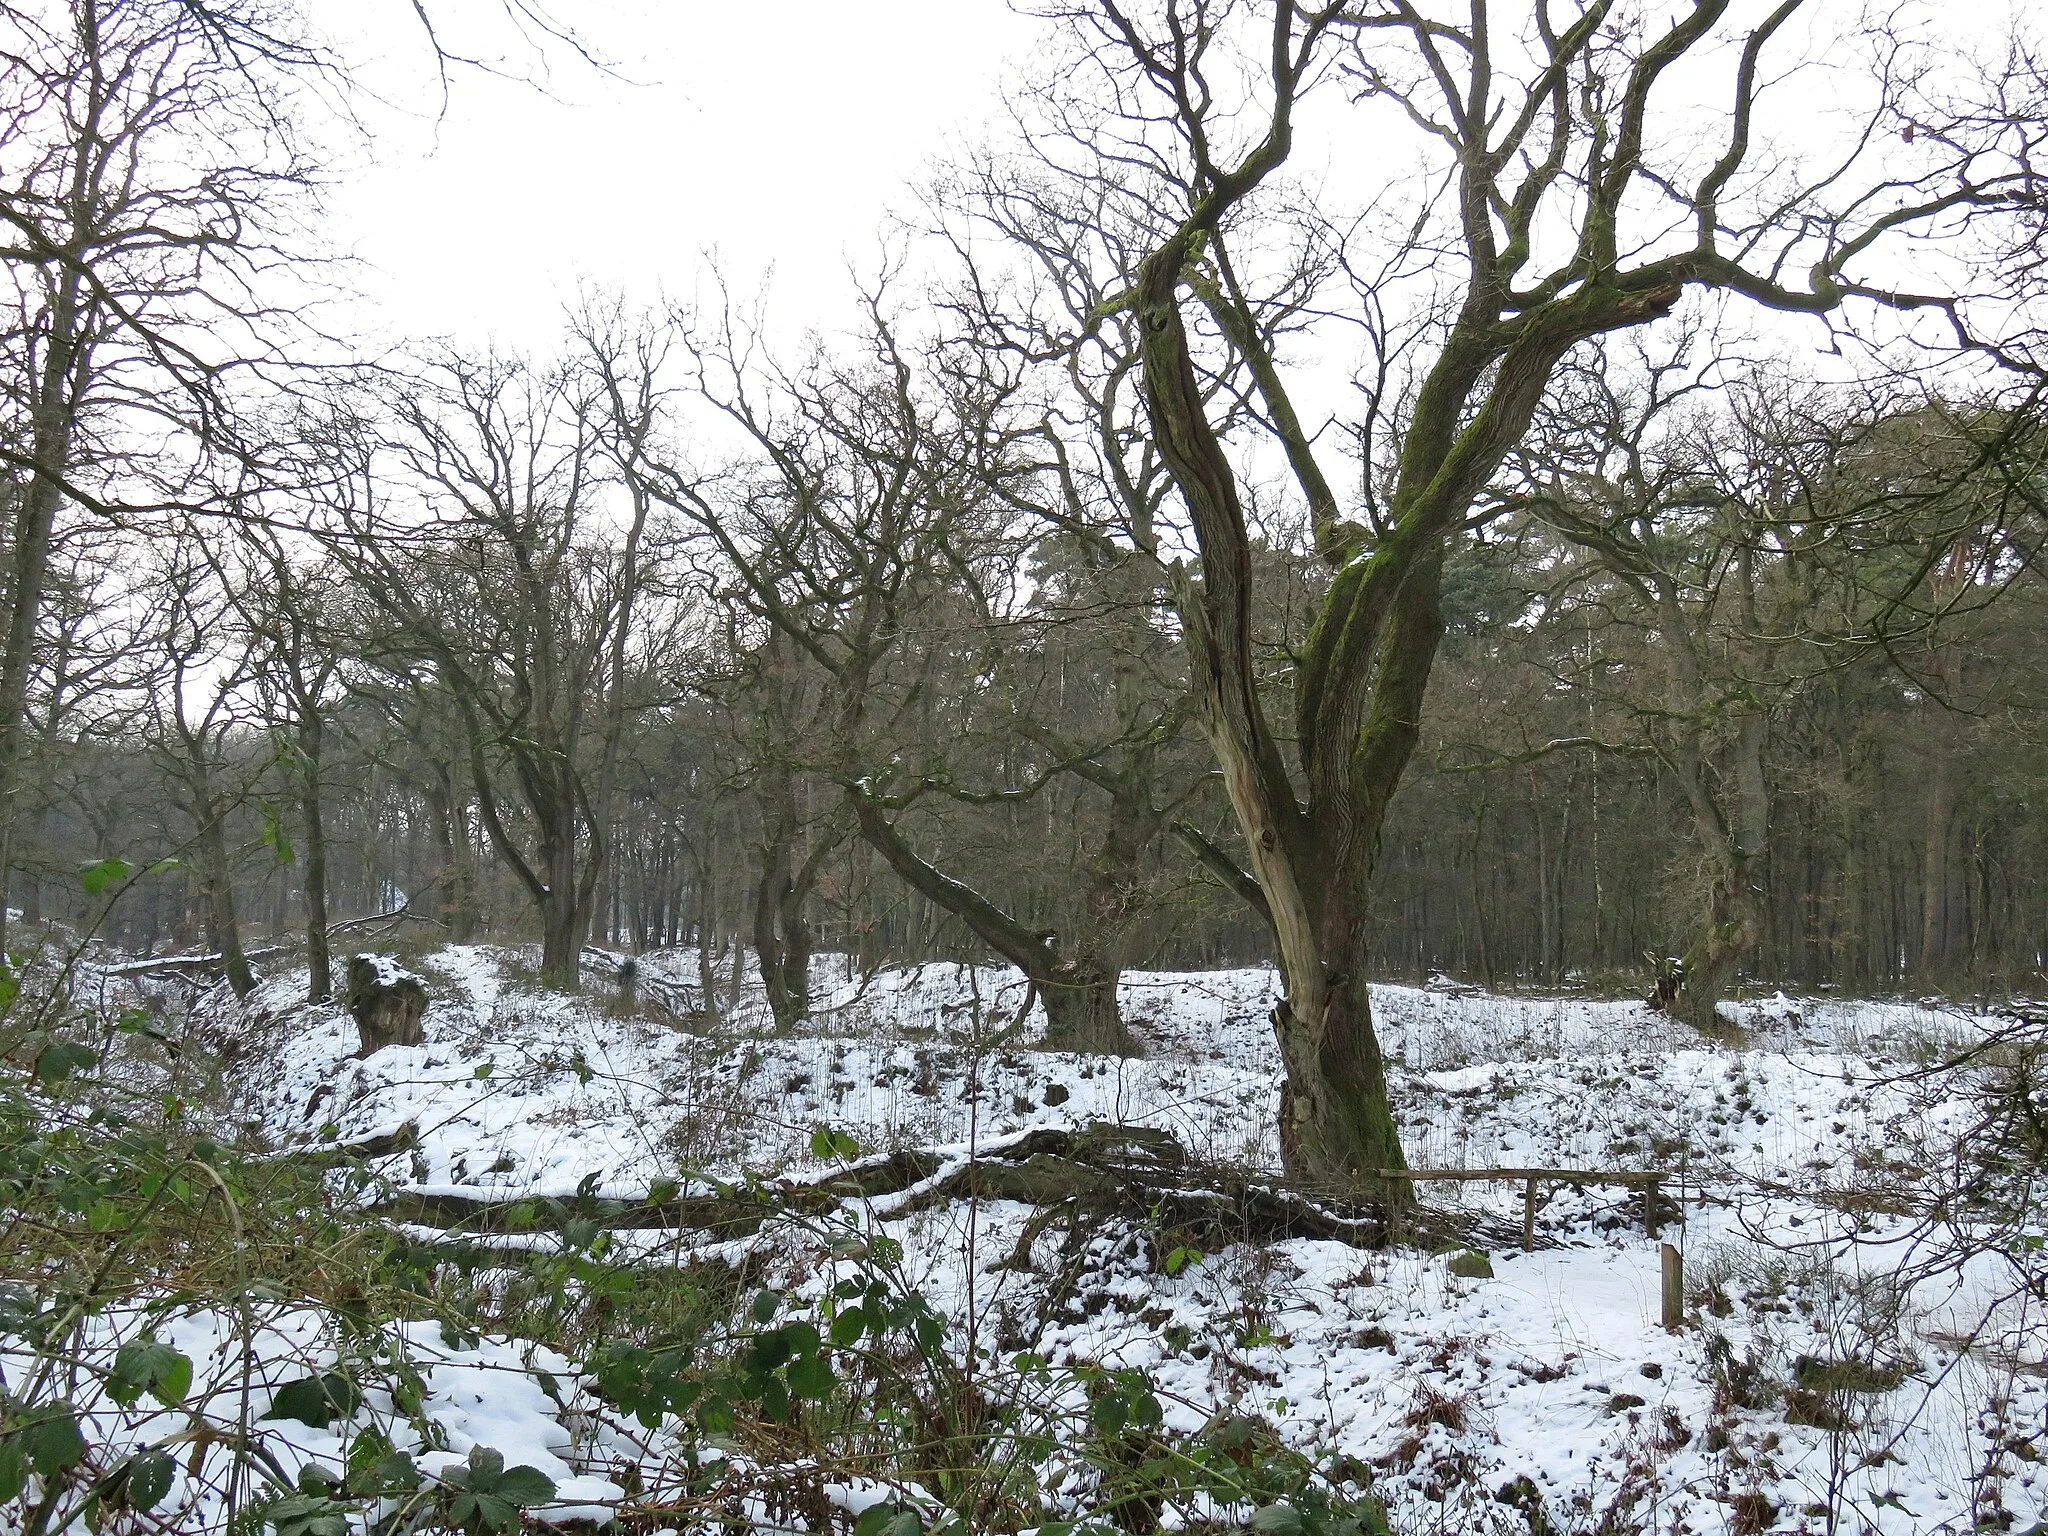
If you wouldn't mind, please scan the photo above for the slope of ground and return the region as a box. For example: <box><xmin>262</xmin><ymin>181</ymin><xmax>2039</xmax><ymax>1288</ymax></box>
<box><xmin>36</xmin><ymin>945</ymin><xmax>2046</xmax><ymax>1534</ymax></box>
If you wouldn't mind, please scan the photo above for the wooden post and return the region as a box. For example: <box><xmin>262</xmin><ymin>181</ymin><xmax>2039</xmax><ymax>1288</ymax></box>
<box><xmin>1521</xmin><ymin>1176</ymin><xmax>1538</xmax><ymax>1252</ymax></box>
<box><xmin>1660</xmin><ymin>1242</ymin><xmax>1683</xmax><ymax>1330</ymax></box>
<box><xmin>1642</xmin><ymin>1174</ymin><xmax>1662</xmax><ymax>1237</ymax></box>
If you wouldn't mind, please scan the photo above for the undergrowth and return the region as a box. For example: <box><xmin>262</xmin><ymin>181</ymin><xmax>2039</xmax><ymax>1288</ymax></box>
<box><xmin>0</xmin><ymin>963</ymin><xmax>1391</xmax><ymax>1535</ymax></box>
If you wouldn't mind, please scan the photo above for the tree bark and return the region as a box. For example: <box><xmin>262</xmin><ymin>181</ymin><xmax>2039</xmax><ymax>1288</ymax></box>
<box><xmin>1129</xmin><ymin>169</ymin><xmax>1683</xmax><ymax>1193</ymax></box>
<box><xmin>1134</xmin><ymin>236</ymin><xmax>1431</xmax><ymax>1193</ymax></box>
<box><xmin>1676</xmin><ymin>853</ymin><xmax>1762</xmax><ymax>1035</ymax></box>
<box><xmin>1037</xmin><ymin>968</ymin><xmax>1129</xmax><ymax>1055</ymax></box>
<box><xmin>536</xmin><ymin>798</ymin><xmax>588</xmax><ymax>989</ymax></box>
<box><xmin>753</xmin><ymin>796</ymin><xmax>816</xmax><ymax>1034</ymax></box>
<box><xmin>424</xmin><ymin>766</ymin><xmax>477</xmax><ymax>943</ymax></box>
<box><xmin>299</xmin><ymin>706</ymin><xmax>332</xmax><ymax>1002</ymax></box>
<box><xmin>1918</xmin><ymin>728</ymin><xmax>1954</xmax><ymax>980</ymax></box>
<box><xmin>189</xmin><ymin>778</ymin><xmax>255</xmax><ymax>999</ymax></box>
<box><xmin>689</xmin><ymin>834</ymin><xmax>722</xmax><ymax>1025</ymax></box>
<box><xmin>0</xmin><ymin>237</ymin><xmax>87</xmax><ymax>956</ymax></box>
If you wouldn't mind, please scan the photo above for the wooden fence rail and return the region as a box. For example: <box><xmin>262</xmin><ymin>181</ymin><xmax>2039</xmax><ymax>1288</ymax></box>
<box><xmin>1378</xmin><ymin>1166</ymin><xmax>1672</xmax><ymax>1250</ymax></box>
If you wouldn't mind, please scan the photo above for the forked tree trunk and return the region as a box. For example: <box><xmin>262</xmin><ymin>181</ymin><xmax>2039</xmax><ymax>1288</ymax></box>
<box><xmin>1037</xmin><ymin>968</ymin><xmax>1128</xmax><ymax>1055</ymax></box>
<box><xmin>755</xmin><ymin>858</ymin><xmax>815</xmax><ymax>1035</ymax></box>
<box><xmin>1135</xmin><ymin>238</ymin><xmax>1442</xmax><ymax>1194</ymax></box>
<box><xmin>465</xmin><ymin>741</ymin><xmax>595</xmax><ymax>992</ymax></box>
<box><xmin>1675</xmin><ymin>855</ymin><xmax>1763</xmax><ymax>1036</ymax></box>
<box><xmin>1129</xmin><ymin>154</ymin><xmax>1683</xmax><ymax>1195</ymax></box>
<box><xmin>756</xmin><ymin>903</ymin><xmax>814</xmax><ymax>1034</ymax></box>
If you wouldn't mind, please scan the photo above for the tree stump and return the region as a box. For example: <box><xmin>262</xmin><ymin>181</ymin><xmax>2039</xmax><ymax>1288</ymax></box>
<box><xmin>346</xmin><ymin>953</ymin><xmax>428</xmax><ymax>1057</ymax></box>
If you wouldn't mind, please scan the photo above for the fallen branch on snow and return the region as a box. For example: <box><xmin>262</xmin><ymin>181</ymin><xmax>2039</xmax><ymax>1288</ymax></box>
<box><xmin>365</xmin><ymin>1122</ymin><xmax>1400</xmax><ymax>1252</ymax></box>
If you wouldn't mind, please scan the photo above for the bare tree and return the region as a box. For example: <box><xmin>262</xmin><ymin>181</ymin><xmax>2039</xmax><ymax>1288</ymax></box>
<box><xmin>321</xmin><ymin>348</ymin><xmax>663</xmax><ymax>991</ymax></box>
<box><xmin>225</xmin><ymin>531</ymin><xmax>346</xmax><ymax>1001</ymax></box>
<box><xmin>623</xmin><ymin>297</ymin><xmax>1200</xmax><ymax>1053</ymax></box>
<box><xmin>0</xmin><ymin>0</ymin><xmax>320</xmax><ymax>948</ymax></box>
<box><xmin>717</xmin><ymin>630</ymin><xmax>847</xmax><ymax>1033</ymax></box>
<box><xmin>1047</xmin><ymin>0</ymin><xmax>2043</xmax><ymax>1190</ymax></box>
<box><xmin>123</xmin><ymin>541</ymin><xmax>260</xmax><ymax>996</ymax></box>
<box><xmin>6</xmin><ymin>533</ymin><xmax>128</xmax><ymax>925</ymax></box>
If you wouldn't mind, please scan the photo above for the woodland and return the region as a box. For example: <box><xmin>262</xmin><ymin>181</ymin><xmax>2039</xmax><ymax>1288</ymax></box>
<box><xmin>3</xmin><ymin>2</ymin><xmax>2048</xmax><ymax>1533</ymax></box>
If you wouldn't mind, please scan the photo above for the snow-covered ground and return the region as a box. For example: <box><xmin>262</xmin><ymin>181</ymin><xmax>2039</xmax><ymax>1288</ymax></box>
<box><xmin>40</xmin><ymin>946</ymin><xmax>2048</xmax><ymax>1533</ymax></box>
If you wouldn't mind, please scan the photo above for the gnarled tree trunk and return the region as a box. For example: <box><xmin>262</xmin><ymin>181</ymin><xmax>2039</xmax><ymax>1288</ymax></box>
<box><xmin>1037</xmin><ymin>967</ymin><xmax>1128</xmax><ymax>1056</ymax></box>
<box><xmin>753</xmin><ymin>761</ymin><xmax>828</xmax><ymax>1034</ymax></box>
<box><xmin>1127</xmin><ymin>126</ymin><xmax>1681</xmax><ymax>1194</ymax></box>
<box><xmin>846</xmin><ymin>791</ymin><xmax>1140</xmax><ymax>1056</ymax></box>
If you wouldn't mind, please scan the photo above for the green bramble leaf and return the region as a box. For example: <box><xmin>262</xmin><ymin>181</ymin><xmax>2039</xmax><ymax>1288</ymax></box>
<box><xmin>749</xmin><ymin>1329</ymin><xmax>792</xmax><ymax>1372</ymax></box>
<box><xmin>34</xmin><ymin>1040</ymin><xmax>97</xmax><ymax>1086</ymax></box>
<box><xmin>810</xmin><ymin>1124</ymin><xmax>861</xmax><ymax>1161</ymax></box>
<box><xmin>855</xmin><ymin>1504</ymin><xmax>925</xmax><ymax>1536</ymax></box>
<box><xmin>1091</xmin><ymin>1391</ymin><xmax>1128</xmax><ymax>1436</ymax></box>
<box><xmin>261</xmin><ymin>1491</ymin><xmax>352</xmax><ymax>1536</ymax></box>
<box><xmin>1249</xmin><ymin>1504</ymin><xmax>1307</xmax><ymax>1536</ymax></box>
<box><xmin>786</xmin><ymin>1350</ymin><xmax>837</xmax><ymax>1400</ymax></box>
<box><xmin>263</xmin><ymin>1372</ymin><xmax>361</xmax><ymax>1428</ymax></box>
<box><xmin>115</xmin><ymin>1008</ymin><xmax>169</xmax><ymax>1042</ymax></box>
<box><xmin>80</xmin><ymin>857</ymin><xmax>132</xmax><ymax>897</ymax></box>
<box><xmin>440</xmin><ymin>1446</ymin><xmax>554</xmax><ymax>1532</ymax></box>
<box><xmin>494</xmin><ymin>1464</ymin><xmax>557</xmax><ymax>1504</ymax></box>
<box><xmin>122</xmin><ymin>1449</ymin><xmax>176</xmax><ymax>1511</ymax></box>
<box><xmin>22</xmin><ymin>1405</ymin><xmax>88</xmax><ymax>1475</ymax></box>
<box><xmin>109</xmin><ymin>1340</ymin><xmax>193</xmax><ymax>1407</ymax></box>
<box><xmin>258</xmin><ymin>801</ymin><xmax>296</xmax><ymax>866</ymax></box>
<box><xmin>0</xmin><ymin>1441</ymin><xmax>24</xmax><ymax>1501</ymax></box>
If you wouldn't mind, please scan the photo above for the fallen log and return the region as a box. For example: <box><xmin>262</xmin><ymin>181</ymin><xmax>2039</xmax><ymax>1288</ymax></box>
<box><xmin>328</xmin><ymin>902</ymin><xmax>445</xmax><ymax>939</ymax></box>
<box><xmin>106</xmin><ymin>946</ymin><xmax>289</xmax><ymax>982</ymax></box>
<box><xmin>306</xmin><ymin>1122</ymin><xmax>422</xmax><ymax>1164</ymax></box>
<box><xmin>364</xmin><ymin>1122</ymin><xmax>1394</xmax><ymax>1252</ymax></box>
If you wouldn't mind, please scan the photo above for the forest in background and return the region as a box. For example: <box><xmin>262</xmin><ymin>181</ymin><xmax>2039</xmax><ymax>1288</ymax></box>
<box><xmin>29</xmin><ymin>369</ymin><xmax>2046</xmax><ymax>1009</ymax></box>
<box><xmin>0</xmin><ymin>0</ymin><xmax>2045</xmax><ymax>1153</ymax></box>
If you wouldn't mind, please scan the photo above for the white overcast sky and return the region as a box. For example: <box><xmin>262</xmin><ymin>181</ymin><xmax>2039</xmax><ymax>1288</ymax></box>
<box><xmin>320</xmin><ymin>1</ymin><xmax>1046</xmax><ymax>353</ymax></box>
<box><xmin>308</xmin><ymin>0</ymin><xmax>2032</xmax><ymax>387</ymax></box>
